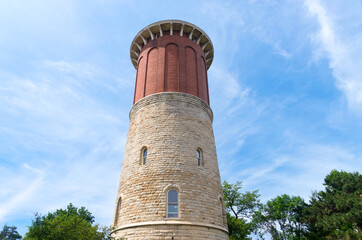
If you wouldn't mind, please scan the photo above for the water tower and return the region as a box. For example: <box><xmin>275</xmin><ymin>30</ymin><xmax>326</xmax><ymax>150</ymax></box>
<box><xmin>112</xmin><ymin>20</ymin><xmax>228</xmax><ymax>239</ymax></box>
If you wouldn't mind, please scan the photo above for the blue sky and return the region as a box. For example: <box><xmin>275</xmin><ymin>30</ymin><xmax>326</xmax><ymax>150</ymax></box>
<box><xmin>1</xmin><ymin>0</ymin><xmax>361</xmax><ymax>236</ymax></box>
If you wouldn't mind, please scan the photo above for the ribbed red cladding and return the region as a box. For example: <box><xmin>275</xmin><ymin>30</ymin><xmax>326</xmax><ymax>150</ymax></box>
<box><xmin>133</xmin><ymin>34</ymin><xmax>210</xmax><ymax>104</ymax></box>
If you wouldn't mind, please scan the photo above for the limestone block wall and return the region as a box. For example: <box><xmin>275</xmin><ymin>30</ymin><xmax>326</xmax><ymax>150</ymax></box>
<box><xmin>112</xmin><ymin>92</ymin><xmax>228</xmax><ymax>239</ymax></box>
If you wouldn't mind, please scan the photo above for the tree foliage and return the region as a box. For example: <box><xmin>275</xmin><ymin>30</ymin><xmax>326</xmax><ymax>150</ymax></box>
<box><xmin>24</xmin><ymin>203</ymin><xmax>116</xmax><ymax>240</ymax></box>
<box><xmin>222</xmin><ymin>181</ymin><xmax>261</xmax><ymax>239</ymax></box>
<box><xmin>254</xmin><ymin>194</ymin><xmax>308</xmax><ymax>240</ymax></box>
<box><xmin>304</xmin><ymin>170</ymin><xmax>362</xmax><ymax>239</ymax></box>
<box><xmin>0</xmin><ymin>225</ymin><xmax>22</xmax><ymax>240</ymax></box>
<box><xmin>222</xmin><ymin>170</ymin><xmax>361</xmax><ymax>240</ymax></box>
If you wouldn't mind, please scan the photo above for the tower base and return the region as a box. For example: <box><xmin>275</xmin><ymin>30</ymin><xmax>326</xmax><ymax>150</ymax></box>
<box><xmin>112</xmin><ymin>221</ymin><xmax>228</xmax><ymax>240</ymax></box>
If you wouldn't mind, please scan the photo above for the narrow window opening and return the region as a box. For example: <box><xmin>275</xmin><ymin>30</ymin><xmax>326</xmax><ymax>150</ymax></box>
<box><xmin>114</xmin><ymin>197</ymin><xmax>122</xmax><ymax>226</ymax></box>
<box><xmin>167</xmin><ymin>189</ymin><xmax>178</xmax><ymax>218</ymax></box>
<box><xmin>197</xmin><ymin>149</ymin><xmax>202</xmax><ymax>166</ymax></box>
<box><xmin>140</xmin><ymin>147</ymin><xmax>147</xmax><ymax>165</ymax></box>
<box><xmin>142</xmin><ymin>148</ymin><xmax>147</xmax><ymax>165</ymax></box>
<box><xmin>220</xmin><ymin>198</ymin><xmax>226</xmax><ymax>227</ymax></box>
<box><xmin>118</xmin><ymin>197</ymin><xmax>122</xmax><ymax>212</ymax></box>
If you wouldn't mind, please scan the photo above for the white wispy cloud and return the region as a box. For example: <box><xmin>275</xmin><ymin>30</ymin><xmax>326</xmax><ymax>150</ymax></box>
<box><xmin>234</xmin><ymin>142</ymin><xmax>361</xmax><ymax>201</ymax></box>
<box><xmin>207</xmin><ymin>1</ymin><xmax>362</xmax><ymax>204</ymax></box>
<box><xmin>43</xmin><ymin>60</ymin><xmax>97</xmax><ymax>79</ymax></box>
<box><xmin>0</xmin><ymin>60</ymin><xmax>128</xmax><ymax>228</ymax></box>
<box><xmin>273</xmin><ymin>43</ymin><xmax>292</xmax><ymax>59</ymax></box>
<box><xmin>306</xmin><ymin>0</ymin><xmax>362</xmax><ymax>111</ymax></box>
<box><xmin>0</xmin><ymin>164</ymin><xmax>44</xmax><ymax>222</ymax></box>
<box><xmin>238</xmin><ymin>157</ymin><xmax>290</xmax><ymax>186</ymax></box>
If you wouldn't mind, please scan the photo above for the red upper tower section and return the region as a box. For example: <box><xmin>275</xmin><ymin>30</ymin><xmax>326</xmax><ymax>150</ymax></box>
<box><xmin>130</xmin><ymin>20</ymin><xmax>214</xmax><ymax>105</ymax></box>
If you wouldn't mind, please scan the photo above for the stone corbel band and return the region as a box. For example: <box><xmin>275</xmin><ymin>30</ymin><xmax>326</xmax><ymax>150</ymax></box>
<box><xmin>130</xmin><ymin>20</ymin><xmax>214</xmax><ymax>70</ymax></box>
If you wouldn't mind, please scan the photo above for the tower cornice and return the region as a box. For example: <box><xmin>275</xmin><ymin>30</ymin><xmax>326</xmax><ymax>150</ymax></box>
<box><xmin>130</xmin><ymin>20</ymin><xmax>214</xmax><ymax>70</ymax></box>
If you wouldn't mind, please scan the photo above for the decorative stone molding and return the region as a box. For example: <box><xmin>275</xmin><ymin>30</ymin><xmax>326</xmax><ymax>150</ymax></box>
<box><xmin>130</xmin><ymin>92</ymin><xmax>214</xmax><ymax>122</ymax></box>
<box><xmin>112</xmin><ymin>220</ymin><xmax>229</xmax><ymax>234</ymax></box>
<box><xmin>130</xmin><ymin>20</ymin><xmax>214</xmax><ymax>70</ymax></box>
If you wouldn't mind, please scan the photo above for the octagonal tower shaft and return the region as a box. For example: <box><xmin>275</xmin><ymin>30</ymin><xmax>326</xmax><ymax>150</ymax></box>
<box><xmin>113</xmin><ymin>20</ymin><xmax>228</xmax><ymax>239</ymax></box>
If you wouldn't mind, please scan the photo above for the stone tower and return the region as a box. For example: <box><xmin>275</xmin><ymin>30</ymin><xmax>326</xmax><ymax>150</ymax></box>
<box><xmin>112</xmin><ymin>20</ymin><xmax>228</xmax><ymax>239</ymax></box>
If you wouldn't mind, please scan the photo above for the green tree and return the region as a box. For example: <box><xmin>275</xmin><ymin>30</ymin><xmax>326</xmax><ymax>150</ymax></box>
<box><xmin>222</xmin><ymin>181</ymin><xmax>261</xmax><ymax>240</ymax></box>
<box><xmin>304</xmin><ymin>170</ymin><xmax>362</xmax><ymax>240</ymax></box>
<box><xmin>24</xmin><ymin>203</ymin><xmax>118</xmax><ymax>240</ymax></box>
<box><xmin>254</xmin><ymin>194</ymin><xmax>308</xmax><ymax>240</ymax></box>
<box><xmin>0</xmin><ymin>224</ymin><xmax>22</xmax><ymax>240</ymax></box>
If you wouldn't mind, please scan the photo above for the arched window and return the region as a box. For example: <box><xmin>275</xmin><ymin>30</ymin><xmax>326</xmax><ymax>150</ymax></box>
<box><xmin>117</xmin><ymin>197</ymin><xmax>122</xmax><ymax>212</ymax></box>
<box><xmin>197</xmin><ymin>149</ymin><xmax>202</xmax><ymax>166</ymax></box>
<box><xmin>220</xmin><ymin>197</ymin><xmax>226</xmax><ymax>227</ymax></box>
<box><xmin>167</xmin><ymin>189</ymin><xmax>178</xmax><ymax>218</ymax></box>
<box><xmin>114</xmin><ymin>197</ymin><xmax>122</xmax><ymax>226</ymax></box>
<box><xmin>141</xmin><ymin>147</ymin><xmax>147</xmax><ymax>165</ymax></box>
